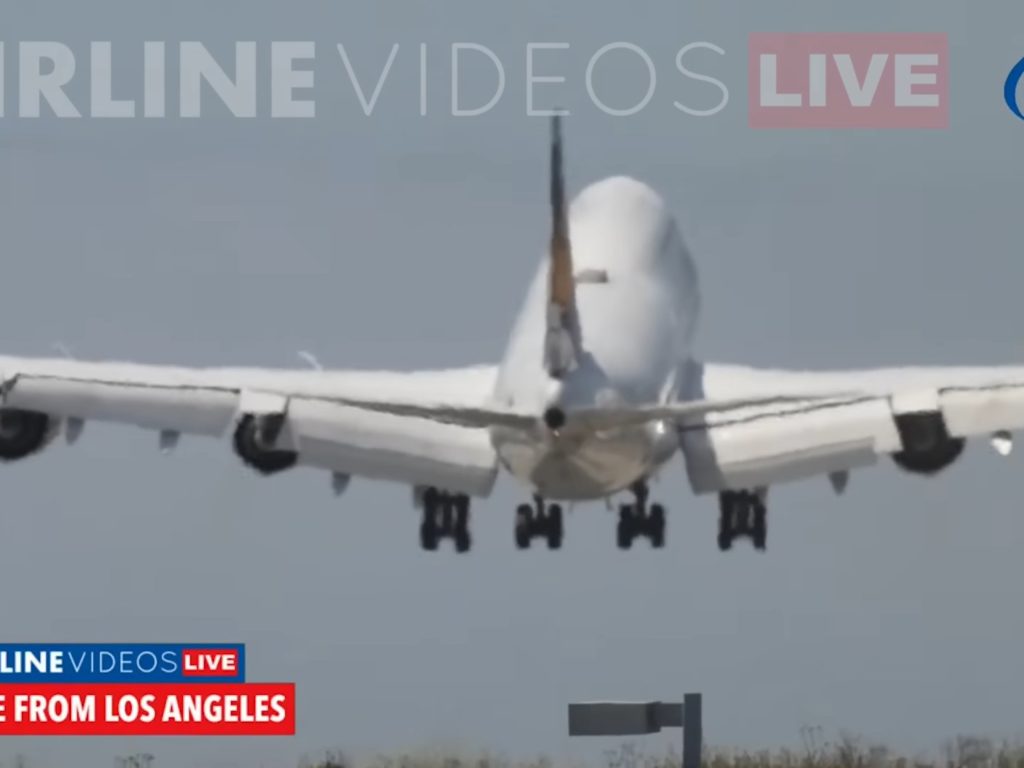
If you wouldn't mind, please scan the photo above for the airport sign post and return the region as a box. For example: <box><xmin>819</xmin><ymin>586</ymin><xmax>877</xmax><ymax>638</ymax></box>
<box><xmin>567</xmin><ymin>694</ymin><xmax>702</xmax><ymax>768</ymax></box>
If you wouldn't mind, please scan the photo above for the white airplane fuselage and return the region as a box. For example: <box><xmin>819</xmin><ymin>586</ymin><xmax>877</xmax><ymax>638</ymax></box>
<box><xmin>491</xmin><ymin>176</ymin><xmax>700</xmax><ymax>500</ymax></box>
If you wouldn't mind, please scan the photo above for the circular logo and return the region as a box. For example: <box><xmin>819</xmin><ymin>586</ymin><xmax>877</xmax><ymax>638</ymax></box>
<box><xmin>1005</xmin><ymin>56</ymin><xmax>1024</xmax><ymax>120</ymax></box>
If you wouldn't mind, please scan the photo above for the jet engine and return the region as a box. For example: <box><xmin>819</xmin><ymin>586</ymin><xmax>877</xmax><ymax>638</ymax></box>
<box><xmin>0</xmin><ymin>408</ymin><xmax>54</xmax><ymax>461</ymax></box>
<box><xmin>232</xmin><ymin>413</ymin><xmax>298</xmax><ymax>475</ymax></box>
<box><xmin>891</xmin><ymin>411</ymin><xmax>965</xmax><ymax>475</ymax></box>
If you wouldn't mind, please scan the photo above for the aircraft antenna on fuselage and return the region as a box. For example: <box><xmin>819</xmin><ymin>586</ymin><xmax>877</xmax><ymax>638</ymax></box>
<box><xmin>544</xmin><ymin>114</ymin><xmax>582</xmax><ymax>379</ymax></box>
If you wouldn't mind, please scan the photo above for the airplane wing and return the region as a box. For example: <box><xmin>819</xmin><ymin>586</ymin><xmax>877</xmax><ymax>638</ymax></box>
<box><xmin>11</xmin><ymin>351</ymin><xmax>1015</xmax><ymax>502</ymax></box>
<box><xmin>0</xmin><ymin>355</ymin><xmax>501</xmax><ymax>498</ymax></box>
<box><xmin>677</xmin><ymin>360</ymin><xmax>1024</xmax><ymax>494</ymax></box>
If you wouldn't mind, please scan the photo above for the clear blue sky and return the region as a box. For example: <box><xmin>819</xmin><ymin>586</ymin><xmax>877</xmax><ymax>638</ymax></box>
<box><xmin>1</xmin><ymin>2</ymin><xmax>1024</xmax><ymax>766</ymax></box>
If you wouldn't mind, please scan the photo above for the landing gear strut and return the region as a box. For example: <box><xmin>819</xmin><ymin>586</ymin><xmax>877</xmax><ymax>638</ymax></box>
<box><xmin>717</xmin><ymin>490</ymin><xmax>767</xmax><ymax>552</ymax></box>
<box><xmin>616</xmin><ymin>481</ymin><xmax>666</xmax><ymax>550</ymax></box>
<box><xmin>515</xmin><ymin>495</ymin><xmax>564</xmax><ymax>550</ymax></box>
<box><xmin>420</xmin><ymin>488</ymin><xmax>472</xmax><ymax>553</ymax></box>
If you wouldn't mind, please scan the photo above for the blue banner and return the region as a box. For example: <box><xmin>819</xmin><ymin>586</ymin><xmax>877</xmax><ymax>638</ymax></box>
<box><xmin>0</xmin><ymin>644</ymin><xmax>245</xmax><ymax>682</ymax></box>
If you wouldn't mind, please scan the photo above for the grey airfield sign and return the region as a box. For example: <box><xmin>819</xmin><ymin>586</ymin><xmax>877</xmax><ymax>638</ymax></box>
<box><xmin>568</xmin><ymin>693</ymin><xmax>702</xmax><ymax>768</ymax></box>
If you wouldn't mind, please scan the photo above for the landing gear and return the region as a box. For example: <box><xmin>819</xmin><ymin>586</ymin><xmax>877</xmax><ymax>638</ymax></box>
<box><xmin>717</xmin><ymin>490</ymin><xmax>767</xmax><ymax>552</ymax></box>
<box><xmin>616</xmin><ymin>481</ymin><xmax>666</xmax><ymax>550</ymax></box>
<box><xmin>420</xmin><ymin>488</ymin><xmax>472</xmax><ymax>553</ymax></box>
<box><xmin>515</xmin><ymin>495</ymin><xmax>564</xmax><ymax>550</ymax></box>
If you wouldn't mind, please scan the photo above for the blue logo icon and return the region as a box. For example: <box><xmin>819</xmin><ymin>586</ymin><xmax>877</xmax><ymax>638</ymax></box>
<box><xmin>1005</xmin><ymin>56</ymin><xmax>1024</xmax><ymax>120</ymax></box>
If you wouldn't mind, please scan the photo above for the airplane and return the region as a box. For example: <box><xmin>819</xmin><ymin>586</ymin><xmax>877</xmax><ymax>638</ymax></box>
<box><xmin>2</xmin><ymin>115</ymin><xmax>1024</xmax><ymax>554</ymax></box>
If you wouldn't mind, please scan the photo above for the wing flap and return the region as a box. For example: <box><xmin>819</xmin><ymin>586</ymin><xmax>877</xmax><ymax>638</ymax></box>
<box><xmin>680</xmin><ymin>397</ymin><xmax>898</xmax><ymax>493</ymax></box>
<box><xmin>941</xmin><ymin>384</ymin><xmax>1024</xmax><ymax>439</ymax></box>
<box><xmin>287</xmin><ymin>399</ymin><xmax>497</xmax><ymax>496</ymax></box>
<box><xmin>685</xmin><ymin>361</ymin><xmax>1024</xmax><ymax>494</ymax></box>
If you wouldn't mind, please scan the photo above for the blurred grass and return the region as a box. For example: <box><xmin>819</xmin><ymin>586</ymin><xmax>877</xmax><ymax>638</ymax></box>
<box><xmin>299</xmin><ymin>732</ymin><xmax>1024</xmax><ymax>768</ymax></box>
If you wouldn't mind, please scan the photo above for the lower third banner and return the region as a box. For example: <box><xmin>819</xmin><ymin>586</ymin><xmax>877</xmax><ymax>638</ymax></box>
<box><xmin>0</xmin><ymin>683</ymin><xmax>295</xmax><ymax>735</ymax></box>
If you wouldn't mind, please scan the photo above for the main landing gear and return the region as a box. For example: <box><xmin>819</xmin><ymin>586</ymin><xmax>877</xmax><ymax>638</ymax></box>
<box><xmin>717</xmin><ymin>489</ymin><xmax>767</xmax><ymax>552</ymax></box>
<box><xmin>515</xmin><ymin>494</ymin><xmax>564</xmax><ymax>550</ymax></box>
<box><xmin>419</xmin><ymin>488</ymin><xmax>472</xmax><ymax>554</ymax></box>
<box><xmin>617</xmin><ymin>481</ymin><xmax>666</xmax><ymax>550</ymax></box>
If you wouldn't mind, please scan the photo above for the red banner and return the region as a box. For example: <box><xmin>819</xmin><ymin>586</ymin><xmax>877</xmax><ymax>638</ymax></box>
<box><xmin>0</xmin><ymin>683</ymin><xmax>295</xmax><ymax>735</ymax></box>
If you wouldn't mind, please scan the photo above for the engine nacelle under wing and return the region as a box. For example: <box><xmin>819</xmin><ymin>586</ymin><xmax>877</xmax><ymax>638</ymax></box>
<box><xmin>0</xmin><ymin>408</ymin><xmax>55</xmax><ymax>461</ymax></box>
<box><xmin>233</xmin><ymin>413</ymin><xmax>298</xmax><ymax>475</ymax></box>
<box><xmin>232</xmin><ymin>390</ymin><xmax>298</xmax><ymax>475</ymax></box>
<box><xmin>890</xmin><ymin>411</ymin><xmax>965</xmax><ymax>475</ymax></box>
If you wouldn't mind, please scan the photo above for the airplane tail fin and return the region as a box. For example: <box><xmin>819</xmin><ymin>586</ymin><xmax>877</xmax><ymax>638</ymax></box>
<box><xmin>544</xmin><ymin>114</ymin><xmax>582</xmax><ymax>379</ymax></box>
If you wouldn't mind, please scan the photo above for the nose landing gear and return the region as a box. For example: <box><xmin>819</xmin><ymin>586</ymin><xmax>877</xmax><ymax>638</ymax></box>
<box><xmin>616</xmin><ymin>481</ymin><xmax>666</xmax><ymax>550</ymax></box>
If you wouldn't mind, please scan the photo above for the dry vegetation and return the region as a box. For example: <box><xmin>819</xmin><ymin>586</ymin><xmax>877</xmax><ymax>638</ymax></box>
<box><xmin>299</xmin><ymin>732</ymin><xmax>1024</xmax><ymax>768</ymax></box>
